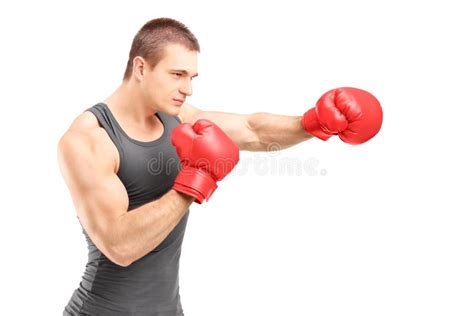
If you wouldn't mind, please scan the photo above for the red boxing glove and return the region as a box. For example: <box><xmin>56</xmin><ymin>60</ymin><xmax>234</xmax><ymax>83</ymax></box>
<box><xmin>171</xmin><ymin>119</ymin><xmax>239</xmax><ymax>203</ymax></box>
<box><xmin>302</xmin><ymin>87</ymin><xmax>383</xmax><ymax>145</ymax></box>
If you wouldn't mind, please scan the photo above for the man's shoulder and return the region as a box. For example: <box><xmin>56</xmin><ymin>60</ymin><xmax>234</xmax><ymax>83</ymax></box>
<box><xmin>59</xmin><ymin>111</ymin><xmax>97</xmax><ymax>145</ymax></box>
<box><xmin>59</xmin><ymin>110</ymin><xmax>112</xmax><ymax>156</ymax></box>
<box><xmin>178</xmin><ymin>102</ymin><xmax>202</xmax><ymax>124</ymax></box>
<box><xmin>69</xmin><ymin>110</ymin><xmax>101</xmax><ymax>132</ymax></box>
<box><xmin>58</xmin><ymin>110</ymin><xmax>119</xmax><ymax>173</ymax></box>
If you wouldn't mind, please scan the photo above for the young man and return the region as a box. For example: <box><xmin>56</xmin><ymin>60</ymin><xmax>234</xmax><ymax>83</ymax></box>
<box><xmin>58</xmin><ymin>18</ymin><xmax>382</xmax><ymax>315</ymax></box>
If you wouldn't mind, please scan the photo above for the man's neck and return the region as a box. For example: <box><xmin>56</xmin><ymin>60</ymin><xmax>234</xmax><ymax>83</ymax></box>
<box><xmin>105</xmin><ymin>81</ymin><xmax>158</xmax><ymax>127</ymax></box>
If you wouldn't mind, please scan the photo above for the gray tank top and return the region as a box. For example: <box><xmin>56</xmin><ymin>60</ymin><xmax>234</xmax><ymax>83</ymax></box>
<box><xmin>64</xmin><ymin>103</ymin><xmax>189</xmax><ymax>316</ymax></box>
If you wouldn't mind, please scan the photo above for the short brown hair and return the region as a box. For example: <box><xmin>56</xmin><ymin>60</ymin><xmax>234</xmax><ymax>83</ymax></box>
<box><xmin>123</xmin><ymin>18</ymin><xmax>200</xmax><ymax>80</ymax></box>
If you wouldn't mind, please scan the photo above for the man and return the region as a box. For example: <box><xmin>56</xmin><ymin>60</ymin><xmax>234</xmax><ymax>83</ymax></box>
<box><xmin>58</xmin><ymin>18</ymin><xmax>382</xmax><ymax>315</ymax></box>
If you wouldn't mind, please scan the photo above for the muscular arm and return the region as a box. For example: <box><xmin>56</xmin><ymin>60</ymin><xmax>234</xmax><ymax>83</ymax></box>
<box><xmin>57</xmin><ymin>130</ymin><xmax>193</xmax><ymax>267</ymax></box>
<box><xmin>179</xmin><ymin>103</ymin><xmax>313</xmax><ymax>152</ymax></box>
<box><xmin>114</xmin><ymin>190</ymin><xmax>193</xmax><ymax>266</ymax></box>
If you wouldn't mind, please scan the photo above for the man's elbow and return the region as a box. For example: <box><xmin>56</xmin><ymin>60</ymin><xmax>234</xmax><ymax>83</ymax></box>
<box><xmin>101</xmin><ymin>240</ymin><xmax>135</xmax><ymax>267</ymax></box>
<box><xmin>116</xmin><ymin>259</ymin><xmax>133</xmax><ymax>268</ymax></box>
<box><xmin>241</xmin><ymin>114</ymin><xmax>264</xmax><ymax>151</ymax></box>
<box><xmin>103</xmin><ymin>247</ymin><xmax>135</xmax><ymax>268</ymax></box>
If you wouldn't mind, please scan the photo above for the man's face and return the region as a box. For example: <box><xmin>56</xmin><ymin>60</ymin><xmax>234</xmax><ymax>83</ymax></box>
<box><xmin>142</xmin><ymin>43</ymin><xmax>198</xmax><ymax>116</ymax></box>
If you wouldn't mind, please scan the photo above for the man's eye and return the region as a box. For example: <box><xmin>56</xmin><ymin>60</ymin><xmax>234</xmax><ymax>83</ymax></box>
<box><xmin>173</xmin><ymin>73</ymin><xmax>182</xmax><ymax>77</ymax></box>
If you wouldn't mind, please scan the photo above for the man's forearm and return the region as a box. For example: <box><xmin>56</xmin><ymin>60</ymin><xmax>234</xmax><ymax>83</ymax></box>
<box><xmin>113</xmin><ymin>189</ymin><xmax>194</xmax><ymax>266</ymax></box>
<box><xmin>247</xmin><ymin>112</ymin><xmax>313</xmax><ymax>151</ymax></box>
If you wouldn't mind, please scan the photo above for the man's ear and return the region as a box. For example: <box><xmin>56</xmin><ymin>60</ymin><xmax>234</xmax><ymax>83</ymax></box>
<box><xmin>132</xmin><ymin>56</ymin><xmax>146</xmax><ymax>81</ymax></box>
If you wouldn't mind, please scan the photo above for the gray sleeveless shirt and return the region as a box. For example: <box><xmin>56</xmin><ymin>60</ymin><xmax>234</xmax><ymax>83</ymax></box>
<box><xmin>64</xmin><ymin>103</ymin><xmax>189</xmax><ymax>316</ymax></box>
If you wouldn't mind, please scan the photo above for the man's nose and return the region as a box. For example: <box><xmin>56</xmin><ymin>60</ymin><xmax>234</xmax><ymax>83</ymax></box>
<box><xmin>180</xmin><ymin>80</ymin><xmax>193</xmax><ymax>96</ymax></box>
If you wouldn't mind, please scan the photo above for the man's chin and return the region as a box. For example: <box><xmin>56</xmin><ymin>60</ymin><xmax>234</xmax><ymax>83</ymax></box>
<box><xmin>159</xmin><ymin>105</ymin><xmax>181</xmax><ymax>117</ymax></box>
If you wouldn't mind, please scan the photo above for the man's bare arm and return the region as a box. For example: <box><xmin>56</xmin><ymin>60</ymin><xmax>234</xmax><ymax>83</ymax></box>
<box><xmin>179</xmin><ymin>103</ymin><xmax>313</xmax><ymax>152</ymax></box>
<box><xmin>114</xmin><ymin>189</ymin><xmax>193</xmax><ymax>266</ymax></box>
<box><xmin>57</xmin><ymin>130</ymin><xmax>193</xmax><ymax>267</ymax></box>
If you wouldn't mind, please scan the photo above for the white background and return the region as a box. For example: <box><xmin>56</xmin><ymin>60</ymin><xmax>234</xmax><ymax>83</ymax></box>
<box><xmin>1</xmin><ymin>0</ymin><xmax>473</xmax><ymax>315</ymax></box>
